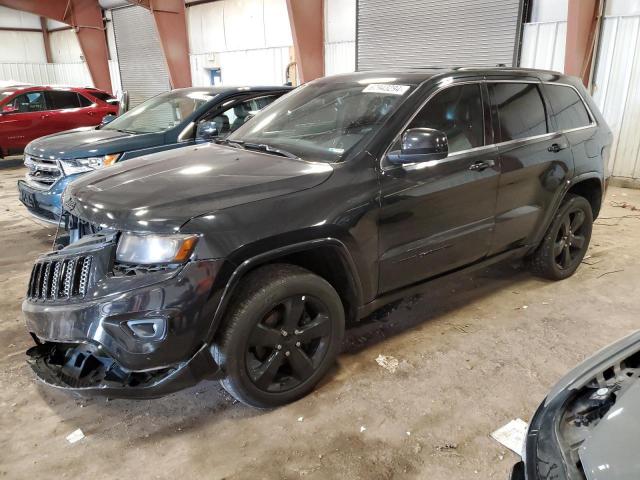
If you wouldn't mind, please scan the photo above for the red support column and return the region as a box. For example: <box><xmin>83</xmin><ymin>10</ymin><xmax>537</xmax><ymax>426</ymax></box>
<box><xmin>286</xmin><ymin>0</ymin><xmax>324</xmax><ymax>83</ymax></box>
<box><xmin>72</xmin><ymin>0</ymin><xmax>113</xmax><ymax>93</ymax></box>
<box><xmin>565</xmin><ymin>0</ymin><xmax>599</xmax><ymax>86</ymax></box>
<box><xmin>147</xmin><ymin>0</ymin><xmax>192</xmax><ymax>88</ymax></box>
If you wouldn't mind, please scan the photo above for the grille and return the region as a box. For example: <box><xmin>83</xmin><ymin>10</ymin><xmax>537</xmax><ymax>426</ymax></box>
<box><xmin>27</xmin><ymin>256</ymin><xmax>92</xmax><ymax>301</ymax></box>
<box><xmin>24</xmin><ymin>154</ymin><xmax>62</xmax><ymax>190</ymax></box>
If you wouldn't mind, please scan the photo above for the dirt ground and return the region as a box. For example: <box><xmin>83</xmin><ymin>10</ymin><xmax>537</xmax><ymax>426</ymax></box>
<box><xmin>1</xmin><ymin>157</ymin><xmax>639</xmax><ymax>479</ymax></box>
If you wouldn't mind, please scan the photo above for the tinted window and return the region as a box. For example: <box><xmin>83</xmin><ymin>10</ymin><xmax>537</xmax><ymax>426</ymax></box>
<box><xmin>46</xmin><ymin>91</ymin><xmax>82</xmax><ymax>110</ymax></box>
<box><xmin>490</xmin><ymin>83</ymin><xmax>548</xmax><ymax>141</ymax></box>
<box><xmin>77</xmin><ymin>94</ymin><xmax>93</xmax><ymax>107</ymax></box>
<box><xmin>212</xmin><ymin>95</ymin><xmax>281</xmax><ymax>135</ymax></box>
<box><xmin>88</xmin><ymin>91</ymin><xmax>114</xmax><ymax>102</ymax></box>
<box><xmin>544</xmin><ymin>84</ymin><xmax>591</xmax><ymax>131</ymax></box>
<box><xmin>11</xmin><ymin>92</ymin><xmax>46</xmax><ymax>112</ymax></box>
<box><xmin>407</xmin><ymin>84</ymin><xmax>484</xmax><ymax>153</ymax></box>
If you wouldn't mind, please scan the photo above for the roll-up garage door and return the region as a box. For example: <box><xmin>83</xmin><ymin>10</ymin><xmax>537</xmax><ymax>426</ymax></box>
<box><xmin>356</xmin><ymin>0</ymin><xmax>524</xmax><ymax>70</ymax></box>
<box><xmin>111</xmin><ymin>5</ymin><xmax>170</xmax><ymax>107</ymax></box>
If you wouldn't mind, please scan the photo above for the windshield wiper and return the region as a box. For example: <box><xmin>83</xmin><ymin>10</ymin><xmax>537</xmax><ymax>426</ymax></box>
<box><xmin>242</xmin><ymin>142</ymin><xmax>299</xmax><ymax>159</ymax></box>
<box><xmin>214</xmin><ymin>138</ymin><xmax>244</xmax><ymax>149</ymax></box>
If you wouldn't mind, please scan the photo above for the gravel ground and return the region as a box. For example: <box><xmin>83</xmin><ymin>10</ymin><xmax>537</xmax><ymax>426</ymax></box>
<box><xmin>1</xmin><ymin>158</ymin><xmax>639</xmax><ymax>479</ymax></box>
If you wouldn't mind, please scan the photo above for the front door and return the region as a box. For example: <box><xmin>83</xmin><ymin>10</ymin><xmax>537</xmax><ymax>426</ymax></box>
<box><xmin>378</xmin><ymin>81</ymin><xmax>500</xmax><ymax>293</ymax></box>
<box><xmin>0</xmin><ymin>91</ymin><xmax>48</xmax><ymax>152</ymax></box>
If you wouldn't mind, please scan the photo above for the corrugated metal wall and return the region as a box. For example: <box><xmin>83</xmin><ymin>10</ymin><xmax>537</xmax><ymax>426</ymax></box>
<box><xmin>324</xmin><ymin>0</ymin><xmax>356</xmax><ymax>75</ymax></box>
<box><xmin>520</xmin><ymin>21</ymin><xmax>567</xmax><ymax>71</ymax></box>
<box><xmin>0</xmin><ymin>61</ymin><xmax>122</xmax><ymax>94</ymax></box>
<box><xmin>592</xmin><ymin>7</ymin><xmax>640</xmax><ymax>180</ymax></box>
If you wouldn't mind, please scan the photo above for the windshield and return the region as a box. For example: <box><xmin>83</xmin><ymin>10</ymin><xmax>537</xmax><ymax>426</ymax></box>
<box><xmin>104</xmin><ymin>90</ymin><xmax>216</xmax><ymax>134</ymax></box>
<box><xmin>227</xmin><ymin>80</ymin><xmax>415</xmax><ymax>162</ymax></box>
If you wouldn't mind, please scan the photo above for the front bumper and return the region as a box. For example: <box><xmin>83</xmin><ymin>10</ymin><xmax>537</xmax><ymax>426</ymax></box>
<box><xmin>17</xmin><ymin>174</ymin><xmax>80</xmax><ymax>223</ymax></box>
<box><xmin>23</xmin><ymin>242</ymin><xmax>226</xmax><ymax>398</ymax></box>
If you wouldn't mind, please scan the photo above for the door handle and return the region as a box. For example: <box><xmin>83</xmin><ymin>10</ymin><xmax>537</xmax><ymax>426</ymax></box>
<box><xmin>40</xmin><ymin>114</ymin><xmax>50</xmax><ymax>119</ymax></box>
<box><xmin>548</xmin><ymin>143</ymin><xmax>569</xmax><ymax>153</ymax></box>
<box><xmin>468</xmin><ymin>159</ymin><xmax>495</xmax><ymax>172</ymax></box>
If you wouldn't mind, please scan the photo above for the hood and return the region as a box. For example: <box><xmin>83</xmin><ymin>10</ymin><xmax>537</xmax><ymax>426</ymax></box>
<box><xmin>63</xmin><ymin>143</ymin><xmax>334</xmax><ymax>232</ymax></box>
<box><xmin>579</xmin><ymin>380</ymin><xmax>640</xmax><ymax>480</ymax></box>
<box><xmin>26</xmin><ymin>127</ymin><xmax>164</xmax><ymax>160</ymax></box>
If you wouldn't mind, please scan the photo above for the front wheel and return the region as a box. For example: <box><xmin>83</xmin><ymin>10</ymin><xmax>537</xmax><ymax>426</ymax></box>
<box><xmin>213</xmin><ymin>264</ymin><xmax>345</xmax><ymax>408</ymax></box>
<box><xmin>529</xmin><ymin>193</ymin><xmax>593</xmax><ymax>280</ymax></box>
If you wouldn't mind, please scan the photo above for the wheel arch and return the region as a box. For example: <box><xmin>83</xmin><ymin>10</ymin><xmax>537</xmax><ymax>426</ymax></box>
<box><xmin>529</xmin><ymin>172</ymin><xmax>604</xmax><ymax>253</ymax></box>
<box><xmin>566</xmin><ymin>174</ymin><xmax>604</xmax><ymax>219</ymax></box>
<box><xmin>207</xmin><ymin>238</ymin><xmax>364</xmax><ymax>342</ymax></box>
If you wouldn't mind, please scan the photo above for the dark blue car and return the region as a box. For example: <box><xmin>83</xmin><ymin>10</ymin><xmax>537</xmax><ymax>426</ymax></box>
<box><xmin>17</xmin><ymin>85</ymin><xmax>292</xmax><ymax>223</ymax></box>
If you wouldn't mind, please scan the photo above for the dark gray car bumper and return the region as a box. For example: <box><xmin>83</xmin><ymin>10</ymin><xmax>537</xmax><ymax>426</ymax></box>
<box><xmin>23</xmin><ymin>254</ymin><xmax>225</xmax><ymax>398</ymax></box>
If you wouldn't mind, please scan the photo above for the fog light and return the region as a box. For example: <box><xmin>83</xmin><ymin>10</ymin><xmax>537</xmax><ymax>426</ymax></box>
<box><xmin>126</xmin><ymin>318</ymin><xmax>166</xmax><ymax>340</ymax></box>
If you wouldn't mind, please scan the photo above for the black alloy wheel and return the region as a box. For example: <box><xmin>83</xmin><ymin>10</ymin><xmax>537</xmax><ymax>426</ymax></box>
<box><xmin>246</xmin><ymin>295</ymin><xmax>332</xmax><ymax>393</ymax></box>
<box><xmin>529</xmin><ymin>193</ymin><xmax>593</xmax><ymax>280</ymax></box>
<box><xmin>214</xmin><ymin>264</ymin><xmax>344</xmax><ymax>408</ymax></box>
<box><xmin>553</xmin><ymin>208</ymin><xmax>588</xmax><ymax>271</ymax></box>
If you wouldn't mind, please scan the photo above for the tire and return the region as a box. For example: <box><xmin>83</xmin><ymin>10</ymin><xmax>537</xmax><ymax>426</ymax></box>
<box><xmin>529</xmin><ymin>193</ymin><xmax>593</xmax><ymax>280</ymax></box>
<box><xmin>213</xmin><ymin>264</ymin><xmax>345</xmax><ymax>408</ymax></box>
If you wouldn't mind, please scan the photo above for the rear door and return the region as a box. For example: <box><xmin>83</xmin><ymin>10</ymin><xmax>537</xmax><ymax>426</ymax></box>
<box><xmin>487</xmin><ymin>80</ymin><xmax>574</xmax><ymax>255</ymax></box>
<box><xmin>44</xmin><ymin>90</ymin><xmax>95</xmax><ymax>132</ymax></box>
<box><xmin>0</xmin><ymin>91</ymin><xmax>48</xmax><ymax>150</ymax></box>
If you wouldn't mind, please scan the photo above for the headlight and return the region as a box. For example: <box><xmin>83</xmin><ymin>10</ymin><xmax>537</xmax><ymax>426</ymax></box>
<box><xmin>59</xmin><ymin>153</ymin><xmax>121</xmax><ymax>175</ymax></box>
<box><xmin>116</xmin><ymin>233</ymin><xmax>199</xmax><ymax>264</ymax></box>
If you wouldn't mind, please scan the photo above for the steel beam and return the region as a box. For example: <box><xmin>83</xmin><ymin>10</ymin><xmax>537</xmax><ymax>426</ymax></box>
<box><xmin>0</xmin><ymin>0</ymin><xmax>113</xmax><ymax>93</ymax></box>
<box><xmin>286</xmin><ymin>0</ymin><xmax>324</xmax><ymax>83</ymax></box>
<box><xmin>40</xmin><ymin>17</ymin><xmax>53</xmax><ymax>63</ymax></box>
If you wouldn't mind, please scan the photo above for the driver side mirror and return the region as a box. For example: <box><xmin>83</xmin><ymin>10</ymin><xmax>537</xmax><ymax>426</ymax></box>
<box><xmin>1</xmin><ymin>105</ymin><xmax>18</xmax><ymax>115</ymax></box>
<box><xmin>196</xmin><ymin>120</ymin><xmax>219</xmax><ymax>141</ymax></box>
<box><xmin>387</xmin><ymin>128</ymin><xmax>449</xmax><ymax>165</ymax></box>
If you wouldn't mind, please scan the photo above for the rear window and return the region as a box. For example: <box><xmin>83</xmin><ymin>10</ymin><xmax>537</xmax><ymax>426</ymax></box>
<box><xmin>544</xmin><ymin>84</ymin><xmax>592</xmax><ymax>131</ymax></box>
<box><xmin>89</xmin><ymin>91</ymin><xmax>114</xmax><ymax>102</ymax></box>
<box><xmin>490</xmin><ymin>83</ymin><xmax>548</xmax><ymax>142</ymax></box>
<box><xmin>46</xmin><ymin>91</ymin><xmax>82</xmax><ymax>110</ymax></box>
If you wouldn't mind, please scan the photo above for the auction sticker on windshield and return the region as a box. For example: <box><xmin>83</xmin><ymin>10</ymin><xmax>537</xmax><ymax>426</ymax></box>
<box><xmin>363</xmin><ymin>84</ymin><xmax>411</xmax><ymax>95</ymax></box>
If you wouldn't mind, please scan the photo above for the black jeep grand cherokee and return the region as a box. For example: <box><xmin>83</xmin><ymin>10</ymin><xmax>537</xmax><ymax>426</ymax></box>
<box><xmin>23</xmin><ymin>68</ymin><xmax>611</xmax><ymax>408</ymax></box>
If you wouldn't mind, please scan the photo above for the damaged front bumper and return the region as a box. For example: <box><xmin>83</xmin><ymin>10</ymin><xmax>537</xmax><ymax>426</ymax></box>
<box><xmin>22</xmin><ymin>233</ymin><xmax>226</xmax><ymax>398</ymax></box>
<box><xmin>26</xmin><ymin>341</ymin><xmax>220</xmax><ymax>399</ymax></box>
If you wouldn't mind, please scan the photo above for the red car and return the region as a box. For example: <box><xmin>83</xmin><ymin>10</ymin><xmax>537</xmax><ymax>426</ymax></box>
<box><xmin>0</xmin><ymin>85</ymin><xmax>118</xmax><ymax>157</ymax></box>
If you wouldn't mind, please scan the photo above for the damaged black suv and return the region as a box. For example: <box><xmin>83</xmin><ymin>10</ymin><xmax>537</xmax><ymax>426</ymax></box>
<box><xmin>23</xmin><ymin>68</ymin><xmax>611</xmax><ymax>408</ymax></box>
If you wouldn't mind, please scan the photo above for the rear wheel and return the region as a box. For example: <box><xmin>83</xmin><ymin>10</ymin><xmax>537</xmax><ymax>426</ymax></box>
<box><xmin>213</xmin><ymin>264</ymin><xmax>344</xmax><ymax>408</ymax></box>
<box><xmin>529</xmin><ymin>193</ymin><xmax>593</xmax><ymax>280</ymax></box>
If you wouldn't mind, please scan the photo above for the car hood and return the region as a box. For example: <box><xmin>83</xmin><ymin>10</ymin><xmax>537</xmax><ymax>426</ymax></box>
<box><xmin>25</xmin><ymin>127</ymin><xmax>164</xmax><ymax>160</ymax></box>
<box><xmin>63</xmin><ymin>143</ymin><xmax>334</xmax><ymax>232</ymax></box>
<box><xmin>579</xmin><ymin>379</ymin><xmax>640</xmax><ymax>480</ymax></box>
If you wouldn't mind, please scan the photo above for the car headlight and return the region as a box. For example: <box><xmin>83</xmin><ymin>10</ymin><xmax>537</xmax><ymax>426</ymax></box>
<box><xmin>59</xmin><ymin>153</ymin><xmax>121</xmax><ymax>175</ymax></box>
<box><xmin>116</xmin><ymin>233</ymin><xmax>199</xmax><ymax>264</ymax></box>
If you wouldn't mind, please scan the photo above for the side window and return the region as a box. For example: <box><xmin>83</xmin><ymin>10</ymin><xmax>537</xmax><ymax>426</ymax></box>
<box><xmin>77</xmin><ymin>94</ymin><xmax>94</xmax><ymax>107</ymax></box>
<box><xmin>11</xmin><ymin>92</ymin><xmax>46</xmax><ymax>113</ymax></box>
<box><xmin>46</xmin><ymin>91</ymin><xmax>82</xmax><ymax>110</ymax></box>
<box><xmin>407</xmin><ymin>84</ymin><xmax>484</xmax><ymax>154</ymax></box>
<box><xmin>544</xmin><ymin>84</ymin><xmax>592</xmax><ymax>131</ymax></box>
<box><xmin>216</xmin><ymin>95</ymin><xmax>280</xmax><ymax>135</ymax></box>
<box><xmin>490</xmin><ymin>83</ymin><xmax>548</xmax><ymax>142</ymax></box>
